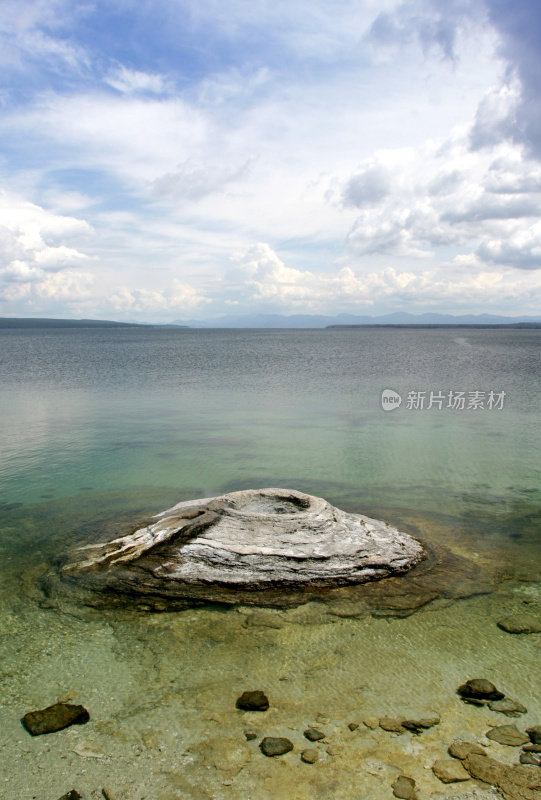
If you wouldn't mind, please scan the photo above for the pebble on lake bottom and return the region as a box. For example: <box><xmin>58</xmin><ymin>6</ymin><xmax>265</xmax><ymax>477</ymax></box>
<box><xmin>259</xmin><ymin>737</ymin><xmax>294</xmax><ymax>757</ymax></box>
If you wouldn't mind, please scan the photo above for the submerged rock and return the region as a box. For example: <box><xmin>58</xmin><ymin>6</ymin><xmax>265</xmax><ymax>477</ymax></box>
<box><xmin>236</xmin><ymin>690</ymin><xmax>269</xmax><ymax>711</ymax></box>
<box><xmin>259</xmin><ymin>737</ymin><xmax>294</xmax><ymax>757</ymax></box>
<box><xmin>402</xmin><ymin>714</ymin><xmax>440</xmax><ymax>733</ymax></box>
<box><xmin>391</xmin><ymin>775</ymin><xmax>418</xmax><ymax>800</ymax></box>
<box><xmin>432</xmin><ymin>758</ymin><xmax>470</xmax><ymax>783</ymax></box>
<box><xmin>489</xmin><ymin>698</ymin><xmax>528</xmax><ymax>717</ymax></box>
<box><xmin>527</xmin><ymin>726</ymin><xmax>541</xmax><ymax>745</ymax></box>
<box><xmin>448</xmin><ymin>741</ymin><xmax>487</xmax><ymax>760</ymax></box>
<box><xmin>497</xmin><ymin>614</ymin><xmax>541</xmax><ymax>634</ymax></box>
<box><xmin>462</xmin><ymin>752</ymin><xmax>541</xmax><ymax>800</ymax></box>
<box><xmin>57</xmin><ymin>793</ymin><xmax>82</xmax><ymax>800</ymax></box>
<box><xmin>21</xmin><ymin>703</ymin><xmax>89</xmax><ymax>736</ymax></box>
<box><xmin>457</xmin><ymin>678</ymin><xmax>505</xmax><ymax>702</ymax></box>
<box><xmin>61</xmin><ymin>489</ymin><xmax>424</xmax><ymax>607</ymax></box>
<box><xmin>379</xmin><ymin>717</ymin><xmax>406</xmax><ymax>733</ymax></box>
<box><xmin>304</xmin><ymin>726</ymin><xmax>325</xmax><ymax>741</ymax></box>
<box><xmin>301</xmin><ymin>748</ymin><xmax>319</xmax><ymax>763</ymax></box>
<box><xmin>520</xmin><ymin>751</ymin><xmax>541</xmax><ymax>767</ymax></box>
<box><xmin>486</xmin><ymin>725</ymin><xmax>530</xmax><ymax>747</ymax></box>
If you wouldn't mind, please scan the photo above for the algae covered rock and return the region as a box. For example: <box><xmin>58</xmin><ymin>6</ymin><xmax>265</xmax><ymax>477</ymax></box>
<box><xmin>21</xmin><ymin>702</ymin><xmax>89</xmax><ymax>736</ymax></box>
<box><xmin>457</xmin><ymin>678</ymin><xmax>505</xmax><ymax>702</ymax></box>
<box><xmin>236</xmin><ymin>690</ymin><xmax>269</xmax><ymax>711</ymax></box>
<box><xmin>259</xmin><ymin>737</ymin><xmax>293</xmax><ymax>756</ymax></box>
<box><xmin>497</xmin><ymin>614</ymin><xmax>541</xmax><ymax>634</ymax></box>
<box><xmin>486</xmin><ymin>725</ymin><xmax>530</xmax><ymax>747</ymax></box>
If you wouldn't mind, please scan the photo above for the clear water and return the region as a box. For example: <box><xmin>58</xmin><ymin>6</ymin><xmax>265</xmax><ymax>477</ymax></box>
<box><xmin>0</xmin><ymin>328</ymin><xmax>540</xmax><ymax>800</ymax></box>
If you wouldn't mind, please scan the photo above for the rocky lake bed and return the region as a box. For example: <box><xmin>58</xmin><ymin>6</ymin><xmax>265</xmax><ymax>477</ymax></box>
<box><xmin>1</xmin><ymin>493</ymin><xmax>540</xmax><ymax>800</ymax></box>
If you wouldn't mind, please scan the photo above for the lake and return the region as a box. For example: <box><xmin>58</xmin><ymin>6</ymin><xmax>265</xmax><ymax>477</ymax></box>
<box><xmin>0</xmin><ymin>327</ymin><xmax>539</xmax><ymax>800</ymax></box>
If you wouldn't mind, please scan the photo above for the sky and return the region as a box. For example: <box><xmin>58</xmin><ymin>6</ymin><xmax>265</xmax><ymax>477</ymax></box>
<box><xmin>1</xmin><ymin>0</ymin><xmax>541</xmax><ymax>322</ymax></box>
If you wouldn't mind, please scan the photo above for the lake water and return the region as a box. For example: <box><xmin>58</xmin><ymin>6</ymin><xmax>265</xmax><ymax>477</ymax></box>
<box><xmin>0</xmin><ymin>327</ymin><xmax>540</xmax><ymax>800</ymax></box>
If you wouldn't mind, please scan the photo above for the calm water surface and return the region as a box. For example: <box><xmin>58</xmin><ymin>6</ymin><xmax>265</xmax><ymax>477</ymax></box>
<box><xmin>0</xmin><ymin>327</ymin><xmax>539</xmax><ymax>800</ymax></box>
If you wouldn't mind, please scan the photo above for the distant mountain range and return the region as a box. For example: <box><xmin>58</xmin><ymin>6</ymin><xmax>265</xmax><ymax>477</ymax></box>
<box><xmin>0</xmin><ymin>317</ymin><xmax>144</xmax><ymax>328</ymax></box>
<box><xmin>170</xmin><ymin>312</ymin><xmax>541</xmax><ymax>328</ymax></box>
<box><xmin>2</xmin><ymin>313</ymin><xmax>540</xmax><ymax>329</ymax></box>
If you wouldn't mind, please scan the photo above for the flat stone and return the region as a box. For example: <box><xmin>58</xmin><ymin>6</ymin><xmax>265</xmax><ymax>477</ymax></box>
<box><xmin>497</xmin><ymin>614</ymin><xmax>541</xmax><ymax>634</ymax></box>
<box><xmin>432</xmin><ymin>758</ymin><xmax>471</xmax><ymax>783</ymax></box>
<box><xmin>58</xmin><ymin>793</ymin><xmax>83</xmax><ymax>800</ymax></box>
<box><xmin>101</xmin><ymin>786</ymin><xmax>125</xmax><ymax>800</ymax></box>
<box><xmin>236</xmin><ymin>690</ymin><xmax>269</xmax><ymax>711</ymax></box>
<box><xmin>391</xmin><ymin>775</ymin><xmax>418</xmax><ymax>800</ymax></box>
<box><xmin>527</xmin><ymin>726</ymin><xmax>541</xmax><ymax>745</ymax></box>
<box><xmin>363</xmin><ymin>717</ymin><xmax>380</xmax><ymax>729</ymax></box>
<box><xmin>102</xmin><ymin>788</ymin><xmax>121</xmax><ymax>800</ymax></box>
<box><xmin>402</xmin><ymin>714</ymin><xmax>440</xmax><ymax>733</ymax></box>
<box><xmin>301</xmin><ymin>748</ymin><xmax>319</xmax><ymax>763</ymax></box>
<box><xmin>259</xmin><ymin>737</ymin><xmax>294</xmax><ymax>757</ymax></box>
<box><xmin>21</xmin><ymin>703</ymin><xmax>90</xmax><ymax>736</ymax></box>
<box><xmin>244</xmin><ymin>730</ymin><xmax>258</xmax><ymax>741</ymax></box>
<box><xmin>520</xmin><ymin>751</ymin><xmax>541</xmax><ymax>767</ymax></box>
<box><xmin>62</xmin><ymin>489</ymin><xmax>425</xmax><ymax>605</ymax></box>
<box><xmin>448</xmin><ymin>741</ymin><xmax>487</xmax><ymax>760</ymax></box>
<box><xmin>379</xmin><ymin>717</ymin><xmax>405</xmax><ymax>733</ymax></box>
<box><xmin>523</xmin><ymin>744</ymin><xmax>541</xmax><ymax>753</ymax></box>
<box><xmin>486</xmin><ymin>725</ymin><xmax>530</xmax><ymax>747</ymax></box>
<box><xmin>488</xmin><ymin>698</ymin><xmax>528</xmax><ymax>717</ymax></box>
<box><xmin>304</xmin><ymin>727</ymin><xmax>325</xmax><ymax>741</ymax></box>
<box><xmin>457</xmin><ymin>679</ymin><xmax>505</xmax><ymax>702</ymax></box>
<box><xmin>463</xmin><ymin>753</ymin><xmax>541</xmax><ymax>800</ymax></box>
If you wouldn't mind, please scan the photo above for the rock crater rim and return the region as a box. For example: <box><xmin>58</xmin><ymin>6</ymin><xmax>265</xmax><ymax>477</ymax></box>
<box><xmin>59</xmin><ymin>488</ymin><xmax>426</xmax><ymax>608</ymax></box>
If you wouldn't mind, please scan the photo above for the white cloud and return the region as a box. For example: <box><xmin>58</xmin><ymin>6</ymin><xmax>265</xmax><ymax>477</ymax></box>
<box><xmin>336</xmin><ymin>131</ymin><xmax>541</xmax><ymax>270</ymax></box>
<box><xmin>224</xmin><ymin>242</ymin><xmax>541</xmax><ymax>314</ymax></box>
<box><xmin>108</xmin><ymin>280</ymin><xmax>209</xmax><ymax>314</ymax></box>
<box><xmin>342</xmin><ymin>164</ymin><xmax>391</xmax><ymax>208</ymax></box>
<box><xmin>150</xmin><ymin>158</ymin><xmax>253</xmax><ymax>201</ymax></box>
<box><xmin>0</xmin><ymin>190</ymin><xmax>92</xmax><ymax>275</ymax></box>
<box><xmin>0</xmin><ymin>0</ymin><xmax>88</xmax><ymax>73</ymax></box>
<box><xmin>1</xmin><ymin>0</ymin><xmax>539</xmax><ymax>319</ymax></box>
<box><xmin>0</xmin><ymin>190</ymin><xmax>96</xmax><ymax>311</ymax></box>
<box><xmin>105</xmin><ymin>66</ymin><xmax>170</xmax><ymax>96</ymax></box>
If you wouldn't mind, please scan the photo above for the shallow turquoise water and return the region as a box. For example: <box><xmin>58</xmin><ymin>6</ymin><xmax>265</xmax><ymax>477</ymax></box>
<box><xmin>0</xmin><ymin>327</ymin><xmax>539</xmax><ymax>800</ymax></box>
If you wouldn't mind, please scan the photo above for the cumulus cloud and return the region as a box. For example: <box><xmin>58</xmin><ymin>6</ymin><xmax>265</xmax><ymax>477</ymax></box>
<box><xmin>366</xmin><ymin>0</ymin><xmax>485</xmax><ymax>60</ymax></box>
<box><xmin>108</xmin><ymin>281</ymin><xmax>209</xmax><ymax>314</ymax></box>
<box><xmin>2</xmin><ymin>0</ymin><xmax>540</xmax><ymax>320</ymax></box>
<box><xmin>477</xmin><ymin>222</ymin><xmax>541</xmax><ymax>268</ymax></box>
<box><xmin>367</xmin><ymin>1</ymin><xmax>541</xmax><ymax>161</ymax></box>
<box><xmin>338</xmin><ymin>130</ymin><xmax>541</xmax><ymax>270</ymax></box>
<box><xmin>469</xmin><ymin>82</ymin><xmax>520</xmax><ymax>151</ymax></box>
<box><xmin>342</xmin><ymin>164</ymin><xmax>391</xmax><ymax>208</ymax></box>
<box><xmin>484</xmin><ymin>0</ymin><xmax>541</xmax><ymax>158</ymax></box>
<box><xmin>225</xmin><ymin>242</ymin><xmax>541</xmax><ymax>313</ymax></box>
<box><xmin>0</xmin><ymin>191</ymin><xmax>92</xmax><ymax>278</ymax></box>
